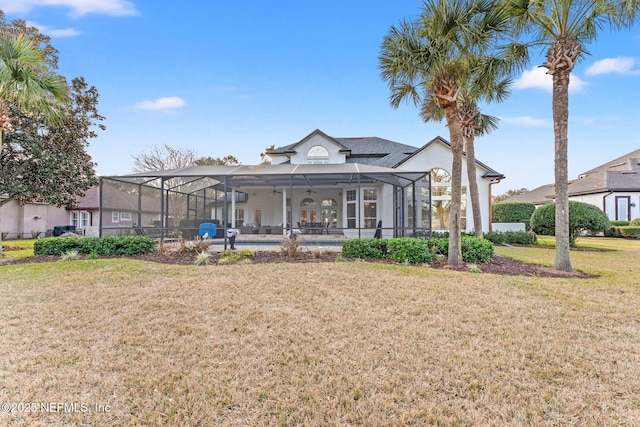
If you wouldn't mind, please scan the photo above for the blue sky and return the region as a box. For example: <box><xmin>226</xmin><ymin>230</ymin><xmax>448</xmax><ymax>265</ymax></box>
<box><xmin>2</xmin><ymin>0</ymin><xmax>639</xmax><ymax>194</ymax></box>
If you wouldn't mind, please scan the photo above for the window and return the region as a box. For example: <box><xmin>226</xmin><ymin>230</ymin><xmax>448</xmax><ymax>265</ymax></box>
<box><xmin>346</xmin><ymin>190</ymin><xmax>357</xmax><ymax>228</ymax></box>
<box><xmin>307</xmin><ymin>145</ymin><xmax>329</xmax><ymax>164</ymax></box>
<box><xmin>363</xmin><ymin>189</ymin><xmax>377</xmax><ymax>228</ymax></box>
<box><xmin>407</xmin><ymin>168</ymin><xmax>468</xmax><ymax>231</ymax></box>
<box><xmin>300</xmin><ymin>198</ymin><xmax>317</xmax><ymax>225</ymax></box>
<box><xmin>120</xmin><ymin>212</ymin><xmax>132</xmax><ymax>222</ymax></box>
<box><xmin>70</xmin><ymin>212</ymin><xmax>78</xmax><ymax>227</ymax></box>
<box><xmin>112</xmin><ymin>211</ymin><xmax>119</xmax><ymax>223</ymax></box>
<box><xmin>235</xmin><ymin>208</ymin><xmax>245</xmax><ymax>226</ymax></box>
<box><xmin>81</xmin><ymin>212</ymin><xmax>90</xmax><ymax>227</ymax></box>
<box><xmin>321</xmin><ymin>198</ymin><xmax>338</xmax><ymax>228</ymax></box>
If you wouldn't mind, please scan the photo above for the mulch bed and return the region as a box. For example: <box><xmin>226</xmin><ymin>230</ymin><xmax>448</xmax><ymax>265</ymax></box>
<box><xmin>0</xmin><ymin>250</ymin><xmax>595</xmax><ymax>278</ymax></box>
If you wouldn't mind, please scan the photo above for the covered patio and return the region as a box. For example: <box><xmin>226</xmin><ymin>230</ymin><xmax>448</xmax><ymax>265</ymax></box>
<box><xmin>100</xmin><ymin>163</ymin><xmax>430</xmax><ymax>248</ymax></box>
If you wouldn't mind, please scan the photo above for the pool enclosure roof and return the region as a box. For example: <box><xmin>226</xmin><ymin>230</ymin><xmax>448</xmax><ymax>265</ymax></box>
<box><xmin>104</xmin><ymin>163</ymin><xmax>430</xmax><ymax>193</ymax></box>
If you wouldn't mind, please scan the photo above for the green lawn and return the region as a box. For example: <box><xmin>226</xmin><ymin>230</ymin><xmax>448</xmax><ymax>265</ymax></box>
<box><xmin>1</xmin><ymin>237</ymin><xmax>640</xmax><ymax>426</ymax></box>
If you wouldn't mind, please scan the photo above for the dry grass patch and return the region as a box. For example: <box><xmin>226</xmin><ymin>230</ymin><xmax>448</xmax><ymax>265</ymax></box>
<box><xmin>1</xmin><ymin>246</ymin><xmax>640</xmax><ymax>425</ymax></box>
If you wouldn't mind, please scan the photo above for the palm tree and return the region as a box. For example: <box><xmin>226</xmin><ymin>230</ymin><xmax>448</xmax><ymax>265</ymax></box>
<box><xmin>379</xmin><ymin>0</ymin><xmax>520</xmax><ymax>266</ymax></box>
<box><xmin>0</xmin><ymin>33</ymin><xmax>67</xmax><ymax>255</ymax></box>
<box><xmin>508</xmin><ymin>0</ymin><xmax>639</xmax><ymax>272</ymax></box>
<box><xmin>420</xmin><ymin>79</ymin><xmax>507</xmax><ymax>238</ymax></box>
<box><xmin>0</xmin><ymin>34</ymin><xmax>67</xmax><ymax>154</ymax></box>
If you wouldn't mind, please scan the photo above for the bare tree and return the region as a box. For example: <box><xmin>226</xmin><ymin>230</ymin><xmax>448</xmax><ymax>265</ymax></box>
<box><xmin>132</xmin><ymin>144</ymin><xmax>198</xmax><ymax>172</ymax></box>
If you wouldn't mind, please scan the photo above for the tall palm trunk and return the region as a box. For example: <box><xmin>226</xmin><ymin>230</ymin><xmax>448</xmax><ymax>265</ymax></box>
<box><xmin>546</xmin><ymin>36</ymin><xmax>579</xmax><ymax>272</ymax></box>
<box><xmin>463</xmin><ymin>134</ymin><xmax>483</xmax><ymax>237</ymax></box>
<box><xmin>459</xmin><ymin>101</ymin><xmax>482</xmax><ymax>238</ymax></box>
<box><xmin>552</xmin><ymin>73</ymin><xmax>572</xmax><ymax>271</ymax></box>
<box><xmin>443</xmin><ymin>104</ymin><xmax>464</xmax><ymax>267</ymax></box>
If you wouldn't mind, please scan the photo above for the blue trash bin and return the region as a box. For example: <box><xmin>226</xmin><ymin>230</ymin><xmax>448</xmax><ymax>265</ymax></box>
<box><xmin>198</xmin><ymin>222</ymin><xmax>217</xmax><ymax>238</ymax></box>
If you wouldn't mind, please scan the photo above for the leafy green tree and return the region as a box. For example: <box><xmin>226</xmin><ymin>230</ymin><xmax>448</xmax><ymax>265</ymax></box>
<box><xmin>493</xmin><ymin>187</ymin><xmax>529</xmax><ymax>203</ymax></box>
<box><xmin>379</xmin><ymin>0</ymin><xmax>523</xmax><ymax>266</ymax></box>
<box><xmin>0</xmin><ymin>17</ymin><xmax>78</xmax><ymax>255</ymax></box>
<box><xmin>194</xmin><ymin>155</ymin><xmax>240</xmax><ymax>166</ymax></box>
<box><xmin>1</xmin><ymin>77</ymin><xmax>103</xmax><ymax>208</ymax></box>
<box><xmin>260</xmin><ymin>144</ymin><xmax>275</xmax><ymax>164</ymax></box>
<box><xmin>530</xmin><ymin>201</ymin><xmax>610</xmax><ymax>246</ymax></box>
<box><xmin>507</xmin><ymin>0</ymin><xmax>639</xmax><ymax>271</ymax></box>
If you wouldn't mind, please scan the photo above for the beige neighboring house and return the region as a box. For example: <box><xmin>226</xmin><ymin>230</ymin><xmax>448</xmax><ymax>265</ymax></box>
<box><xmin>0</xmin><ymin>198</ymin><xmax>69</xmax><ymax>239</ymax></box>
<box><xmin>1</xmin><ymin>183</ymin><xmax>162</xmax><ymax>239</ymax></box>
<box><xmin>506</xmin><ymin>148</ymin><xmax>640</xmax><ymax>221</ymax></box>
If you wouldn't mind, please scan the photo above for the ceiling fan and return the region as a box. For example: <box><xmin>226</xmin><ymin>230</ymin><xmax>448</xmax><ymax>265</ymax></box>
<box><xmin>305</xmin><ymin>188</ymin><xmax>317</xmax><ymax>195</ymax></box>
<box><xmin>272</xmin><ymin>187</ymin><xmax>282</xmax><ymax>195</ymax></box>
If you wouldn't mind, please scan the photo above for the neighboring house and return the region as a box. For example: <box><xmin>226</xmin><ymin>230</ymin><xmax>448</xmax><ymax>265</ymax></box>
<box><xmin>0</xmin><ymin>198</ymin><xmax>68</xmax><ymax>239</ymax></box>
<box><xmin>70</xmin><ymin>185</ymin><xmax>162</xmax><ymax>237</ymax></box>
<box><xmin>105</xmin><ymin>129</ymin><xmax>505</xmax><ymax>238</ymax></box>
<box><xmin>505</xmin><ymin>148</ymin><xmax>640</xmax><ymax>221</ymax></box>
<box><xmin>1</xmin><ymin>183</ymin><xmax>162</xmax><ymax>239</ymax></box>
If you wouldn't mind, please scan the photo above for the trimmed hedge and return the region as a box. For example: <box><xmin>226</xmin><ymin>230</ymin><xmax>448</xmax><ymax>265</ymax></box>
<box><xmin>342</xmin><ymin>236</ymin><xmax>493</xmax><ymax>264</ymax></box>
<box><xmin>483</xmin><ymin>230</ymin><xmax>537</xmax><ymax>245</ymax></box>
<box><xmin>618</xmin><ymin>226</ymin><xmax>640</xmax><ymax>238</ymax></box>
<box><xmin>341</xmin><ymin>238</ymin><xmax>388</xmax><ymax>259</ymax></box>
<box><xmin>34</xmin><ymin>236</ymin><xmax>157</xmax><ymax>256</ymax></box>
<box><xmin>386</xmin><ymin>238</ymin><xmax>436</xmax><ymax>263</ymax></box>
<box><xmin>611</xmin><ymin>220</ymin><xmax>631</xmax><ymax>227</ymax></box>
<box><xmin>530</xmin><ymin>201</ymin><xmax>610</xmax><ymax>246</ymax></box>
<box><xmin>630</xmin><ymin>218</ymin><xmax>640</xmax><ymax>226</ymax></box>
<box><xmin>492</xmin><ymin>202</ymin><xmax>536</xmax><ymax>228</ymax></box>
<box><xmin>460</xmin><ymin>237</ymin><xmax>494</xmax><ymax>264</ymax></box>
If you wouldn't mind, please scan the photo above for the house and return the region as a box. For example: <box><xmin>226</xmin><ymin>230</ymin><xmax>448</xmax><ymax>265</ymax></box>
<box><xmin>103</xmin><ymin>129</ymin><xmax>504</xmax><ymax>239</ymax></box>
<box><xmin>0</xmin><ymin>198</ymin><xmax>68</xmax><ymax>239</ymax></box>
<box><xmin>70</xmin><ymin>184</ymin><xmax>162</xmax><ymax>237</ymax></box>
<box><xmin>505</xmin><ymin>148</ymin><xmax>640</xmax><ymax>221</ymax></box>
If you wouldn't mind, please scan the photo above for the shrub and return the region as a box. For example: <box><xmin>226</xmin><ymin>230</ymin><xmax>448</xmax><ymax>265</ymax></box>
<box><xmin>618</xmin><ymin>226</ymin><xmax>640</xmax><ymax>239</ymax></box>
<box><xmin>492</xmin><ymin>202</ymin><xmax>536</xmax><ymax>228</ymax></box>
<box><xmin>630</xmin><ymin>218</ymin><xmax>640</xmax><ymax>226</ymax></box>
<box><xmin>280</xmin><ymin>236</ymin><xmax>304</xmax><ymax>258</ymax></box>
<box><xmin>194</xmin><ymin>251</ymin><xmax>210</xmax><ymax>266</ymax></box>
<box><xmin>341</xmin><ymin>238</ymin><xmax>388</xmax><ymax>259</ymax></box>
<box><xmin>530</xmin><ymin>201</ymin><xmax>610</xmax><ymax>246</ymax></box>
<box><xmin>460</xmin><ymin>237</ymin><xmax>494</xmax><ymax>263</ymax></box>
<box><xmin>483</xmin><ymin>230</ymin><xmax>537</xmax><ymax>245</ymax></box>
<box><xmin>611</xmin><ymin>220</ymin><xmax>630</xmax><ymax>227</ymax></box>
<box><xmin>60</xmin><ymin>250</ymin><xmax>81</xmax><ymax>262</ymax></box>
<box><xmin>386</xmin><ymin>238</ymin><xmax>434</xmax><ymax>263</ymax></box>
<box><xmin>34</xmin><ymin>236</ymin><xmax>156</xmax><ymax>256</ymax></box>
<box><xmin>218</xmin><ymin>249</ymin><xmax>253</xmax><ymax>265</ymax></box>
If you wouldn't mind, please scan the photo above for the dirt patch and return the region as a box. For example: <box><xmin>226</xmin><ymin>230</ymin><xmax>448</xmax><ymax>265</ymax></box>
<box><xmin>0</xmin><ymin>250</ymin><xmax>595</xmax><ymax>278</ymax></box>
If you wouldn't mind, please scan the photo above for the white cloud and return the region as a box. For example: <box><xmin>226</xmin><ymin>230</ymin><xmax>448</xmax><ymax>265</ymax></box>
<box><xmin>0</xmin><ymin>0</ymin><xmax>137</xmax><ymax>17</ymax></box>
<box><xmin>26</xmin><ymin>21</ymin><xmax>81</xmax><ymax>38</ymax></box>
<box><xmin>585</xmin><ymin>57</ymin><xmax>640</xmax><ymax>76</ymax></box>
<box><xmin>135</xmin><ymin>97</ymin><xmax>186</xmax><ymax>111</ymax></box>
<box><xmin>499</xmin><ymin>116</ymin><xmax>550</xmax><ymax>127</ymax></box>
<box><xmin>513</xmin><ymin>67</ymin><xmax>587</xmax><ymax>93</ymax></box>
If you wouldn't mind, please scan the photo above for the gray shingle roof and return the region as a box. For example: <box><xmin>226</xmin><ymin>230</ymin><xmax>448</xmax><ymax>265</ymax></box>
<box><xmin>269</xmin><ymin>131</ymin><xmax>503</xmax><ymax>177</ymax></box>
<box><xmin>506</xmin><ymin>148</ymin><xmax>640</xmax><ymax>203</ymax></box>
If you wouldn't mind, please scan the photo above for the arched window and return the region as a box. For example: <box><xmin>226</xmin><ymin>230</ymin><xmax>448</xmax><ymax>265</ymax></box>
<box><xmin>321</xmin><ymin>198</ymin><xmax>337</xmax><ymax>206</ymax></box>
<box><xmin>431</xmin><ymin>168</ymin><xmax>451</xmax><ymax>184</ymax></box>
<box><xmin>307</xmin><ymin>145</ymin><xmax>329</xmax><ymax>164</ymax></box>
<box><xmin>299</xmin><ymin>198</ymin><xmax>317</xmax><ymax>225</ymax></box>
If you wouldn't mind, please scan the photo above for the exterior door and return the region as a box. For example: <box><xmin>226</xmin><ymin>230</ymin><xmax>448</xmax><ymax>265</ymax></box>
<box><xmin>616</xmin><ymin>196</ymin><xmax>631</xmax><ymax>221</ymax></box>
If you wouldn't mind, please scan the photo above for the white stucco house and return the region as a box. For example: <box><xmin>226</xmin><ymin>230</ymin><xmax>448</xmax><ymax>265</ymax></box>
<box><xmin>506</xmin><ymin>148</ymin><xmax>640</xmax><ymax>221</ymax></box>
<box><xmin>102</xmin><ymin>129</ymin><xmax>504</xmax><ymax>240</ymax></box>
